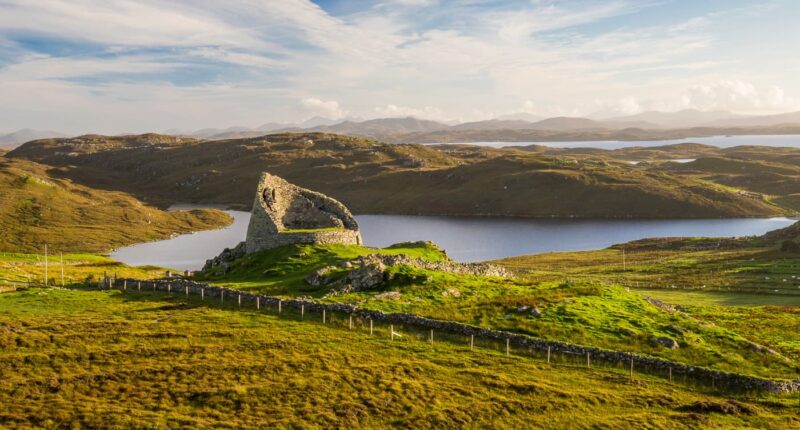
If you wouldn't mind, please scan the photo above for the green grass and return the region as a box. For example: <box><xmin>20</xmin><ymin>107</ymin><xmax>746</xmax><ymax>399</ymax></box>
<box><xmin>636</xmin><ymin>289</ymin><xmax>800</xmax><ymax>307</ymax></box>
<box><xmin>0</xmin><ymin>157</ymin><xmax>232</xmax><ymax>253</ymax></box>
<box><xmin>195</xmin><ymin>242</ymin><xmax>448</xmax><ymax>296</ymax></box>
<box><xmin>196</xmin><ymin>243</ymin><xmax>800</xmax><ymax>380</ymax></box>
<box><xmin>2</xmin><ymin>287</ymin><xmax>799</xmax><ymax>429</ymax></box>
<box><xmin>0</xmin><ymin>252</ymin><xmax>169</xmax><ymax>290</ymax></box>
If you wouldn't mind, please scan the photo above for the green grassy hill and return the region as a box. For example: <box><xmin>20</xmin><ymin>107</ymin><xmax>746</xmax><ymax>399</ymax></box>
<box><xmin>6</xmin><ymin>133</ymin><xmax>786</xmax><ymax>218</ymax></box>
<box><xmin>0</xmin><ymin>157</ymin><xmax>231</xmax><ymax>253</ymax></box>
<box><xmin>2</xmin><ymin>287</ymin><xmax>798</xmax><ymax>429</ymax></box>
<box><xmin>194</xmin><ymin>242</ymin><xmax>799</xmax><ymax>380</ymax></box>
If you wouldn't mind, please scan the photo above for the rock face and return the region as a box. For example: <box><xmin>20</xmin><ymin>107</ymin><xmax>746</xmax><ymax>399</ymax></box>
<box><xmin>651</xmin><ymin>336</ymin><xmax>680</xmax><ymax>349</ymax></box>
<box><xmin>245</xmin><ymin>172</ymin><xmax>362</xmax><ymax>253</ymax></box>
<box><xmin>306</xmin><ymin>253</ymin><xmax>513</xmax><ymax>293</ymax></box>
<box><xmin>202</xmin><ymin>242</ymin><xmax>246</xmax><ymax>272</ymax></box>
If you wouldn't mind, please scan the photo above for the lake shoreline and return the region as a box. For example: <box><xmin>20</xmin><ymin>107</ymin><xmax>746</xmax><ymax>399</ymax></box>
<box><xmin>110</xmin><ymin>209</ymin><xmax>796</xmax><ymax>271</ymax></box>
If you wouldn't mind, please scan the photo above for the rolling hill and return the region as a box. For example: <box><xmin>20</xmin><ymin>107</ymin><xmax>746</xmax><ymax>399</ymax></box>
<box><xmin>0</xmin><ymin>156</ymin><xmax>231</xmax><ymax>253</ymax></box>
<box><xmin>5</xmin><ymin>132</ymin><xmax>786</xmax><ymax>218</ymax></box>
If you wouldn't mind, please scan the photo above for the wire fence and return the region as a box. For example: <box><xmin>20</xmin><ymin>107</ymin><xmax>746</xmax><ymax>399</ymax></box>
<box><xmin>82</xmin><ymin>275</ymin><xmax>800</xmax><ymax>396</ymax></box>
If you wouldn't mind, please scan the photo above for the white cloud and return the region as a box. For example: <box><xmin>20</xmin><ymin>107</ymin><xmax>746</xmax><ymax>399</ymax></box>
<box><xmin>301</xmin><ymin>97</ymin><xmax>346</xmax><ymax>119</ymax></box>
<box><xmin>682</xmin><ymin>80</ymin><xmax>800</xmax><ymax>113</ymax></box>
<box><xmin>0</xmin><ymin>0</ymin><xmax>798</xmax><ymax>132</ymax></box>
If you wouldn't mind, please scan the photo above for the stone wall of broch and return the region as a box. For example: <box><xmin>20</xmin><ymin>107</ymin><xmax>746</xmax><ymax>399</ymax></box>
<box><xmin>245</xmin><ymin>172</ymin><xmax>362</xmax><ymax>253</ymax></box>
<box><xmin>104</xmin><ymin>277</ymin><xmax>800</xmax><ymax>394</ymax></box>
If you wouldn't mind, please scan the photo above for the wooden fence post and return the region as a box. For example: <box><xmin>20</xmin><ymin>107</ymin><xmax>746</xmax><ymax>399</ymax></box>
<box><xmin>256</xmin><ymin>297</ymin><xmax>260</xmax><ymax>310</ymax></box>
<box><xmin>123</xmin><ymin>280</ymin><xmax>127</xmax><ymax>291</ymax></box>
<box><xmin>669</xmin><ymin>367</ymin><xmax>672</xmax><ymax>383</ymax></box>
<box><xmin>167</xmin><ymin>283</ymin><xmax>171</xmax><ymax>293</ymax></box>
<box><xmin>137</xmin><ymin>281</ymin><xmax>141</xmax><ymax>291</ymax></box>
<box><xmin>430</xmin><ymin>329</ymin><xmax>434</xmax><ymax>344</ymax></box>
<box><xmin>301</xmin><ymin>304</ymin><xmax>304</xmax><ymax>320</ymax></box>
<box><xmin>470</xmin><ymin>334</ymin><xmax>474</xmax><ymax>351</ymax></box>
<box><xmin>185</xmin><ymin>286</ymin><xmax>188</xmax><ymax>296</ymax></box>
<box><xmin>506</xmin><ymin>338</ymin><xmax>510</xmax><ymax>356</ymax></box>
<box><xmin>323</xmin><ymin>309</ymin><xmax>326</xmax><ymax>324</ymax></box>
<box><xmin>629</xmin><ymin>357</ymin><xmax>634</xmax><ymax>381</ymax></box>
<box><xmin>221</xmin><ymin>290</ymin><xmax>224</xmax><ymax>304</ymax></box>
<box><xmin>278</xmin><ymin>299</ymin><xmax>282</xmax><ymax>313</ymax></box>
<box><xmin>238</xmin><ymin>294</ymin><xmax>241</xmax><ymax>307</ymax></box>
<box><xmin>390</xmin><ymin>325</ymin><xmax>394</xmax><ymax>340</ymax></box>
<box><xmin>547</xmin><ymin>346</ymin><xmax>551</xmax><ymax>364</ymax></box>
<box><xmin>201</xmin><ymin>288</ymin><xmax>204</xmax><ymax>300</ymax></box>
<box><xmin>44</xmin><ymin>244</ymin><xmax>48</xmax><ymax>287</ymax></box>
<box><xmin>587</xmin><ymin>352</ymin><xmax>590</xmax><ymax>368</ymax></box>
<box><xmin>370</xmin><ymin>319</ymin><xmax>373</xmax><ymax>335</ymax></box>
<box><xmin>349</xmin><ymin>314</ymin><xmax>353</xmax><ymax>330</ymax></box>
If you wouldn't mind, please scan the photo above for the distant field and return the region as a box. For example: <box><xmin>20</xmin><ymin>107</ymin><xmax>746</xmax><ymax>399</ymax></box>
<box><xmin>635</xmin><ymin>288</ymin><xmax>800</xmax><ymax>307</ymax></box>
<box><xmin>496</xmin><ymin>245</ymin><xmax>800</xmax><ymax>294</ymax></box>
<box><xmin>0</xmin><ymin>252</ymin><xmax>169</xmax><ymax>289</ymax></box>
<box><xmin>2</xmin><ymin>287</ymin><xmax>799</xmax><ymax>429</ymax></box>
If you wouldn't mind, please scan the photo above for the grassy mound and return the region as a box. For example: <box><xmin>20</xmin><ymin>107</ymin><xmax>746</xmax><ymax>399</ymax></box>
<box><xmin>195</xmin><ymin>242</ymin><xmax>448</xmax><ymax>296</ymax></box>
<box><xmin>1</xmin><ymin>287</ymin><xmax>798</xmax><ymax>428</ymax></box>
<box><xmin>0</xmin><ymin>157</ymin><xmax>231</xmax><ymax>253</ymax></box>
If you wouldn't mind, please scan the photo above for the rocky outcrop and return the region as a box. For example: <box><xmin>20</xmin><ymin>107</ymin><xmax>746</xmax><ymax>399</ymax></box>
<box><xmin>306</xmin><ymin>253</ymin><xmax>513</xmax><ymax>293</ymax></box>
<box><xmin>245</xmin><ymin>172</ymin><xmax>361</xmax><ymax>253</ymax></box>
<box><xmin>651</xmin><ymin>336</ymin><xmax>680</xmax><ymax>349</ymax></box>
<box><xmin>202</xmin><ymin>241</ymin><xmax>246</xmax><ymax>272</ymax></box>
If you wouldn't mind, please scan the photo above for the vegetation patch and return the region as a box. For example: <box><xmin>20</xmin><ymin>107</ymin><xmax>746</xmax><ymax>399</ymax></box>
<box><xmin>0</xmin><ymin>157</ymin><xmax>232</xmax><ymax>253</ymax></box>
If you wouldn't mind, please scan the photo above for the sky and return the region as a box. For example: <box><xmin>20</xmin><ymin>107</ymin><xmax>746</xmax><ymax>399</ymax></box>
<box><xmin>1</xmin><ymin>0</ymin><xmax>799</xmax><ymax>134</ymax></box>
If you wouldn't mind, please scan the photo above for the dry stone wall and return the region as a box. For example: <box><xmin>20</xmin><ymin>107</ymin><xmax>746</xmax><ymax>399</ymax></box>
<box><xmin>106</xmin><ymin>276</ymin><xmax>800</xmax><ymax>394</ymax></box>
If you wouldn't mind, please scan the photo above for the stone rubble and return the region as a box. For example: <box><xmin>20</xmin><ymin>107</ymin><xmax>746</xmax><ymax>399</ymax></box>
<box><xmin>305</xmin><ymin>253</ymin><xmax>513</xmax><ymax>292</ymax></box>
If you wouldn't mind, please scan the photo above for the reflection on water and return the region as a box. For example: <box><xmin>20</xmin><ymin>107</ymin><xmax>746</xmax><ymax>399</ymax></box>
<box><xmin>110</xmin><ymin>207</ymin><xmax>796</xmax><ymax>271</ymax></box>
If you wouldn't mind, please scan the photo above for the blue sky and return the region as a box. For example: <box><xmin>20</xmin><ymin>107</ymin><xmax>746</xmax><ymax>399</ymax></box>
<box><xmin>0</xmin><ymin>0</ymin><xmax>798</xmax><ymax>134</ymax></box>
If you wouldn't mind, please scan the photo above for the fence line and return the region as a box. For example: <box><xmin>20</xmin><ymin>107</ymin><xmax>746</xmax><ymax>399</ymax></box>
<box><xmin>95</xmin><ymin>276</ymin><xmax>799</xmax><ymax>395</ymax></box>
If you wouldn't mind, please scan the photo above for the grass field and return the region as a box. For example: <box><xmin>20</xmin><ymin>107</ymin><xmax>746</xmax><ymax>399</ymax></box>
<box><xmin>0</xmin><ymin>157</ymin><xmax>231</xmax><ymax>253</ymax></box>
<box><xmin>496</xmin><ymin>243</ymin><xmax>800</xmax><ymax>295</ymax></box>
<box><xmin>0</xmin><ymin>252</ymin><xmax>168</xmax><ymax>291</ymax></box>
<box><xmin>2</xmin><ymin>287</ymin><xmax>799</xmax><ymax>429</ymax></box>
<box><xmin>636</xmin><ymin>289</ymin><xmax>800</xmax><ymax>307</ymax></box>
<box><xmin>196</xmin><ymin>243</ymin><xmax>800</xmax><ymax>380</ymax></box>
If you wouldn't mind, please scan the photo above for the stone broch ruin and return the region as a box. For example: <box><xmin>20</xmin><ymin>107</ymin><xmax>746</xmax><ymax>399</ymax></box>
<box><xmin>245</xmin><ymin>172</ymin><xmax>362</xmax><ymax>253</ymax></box>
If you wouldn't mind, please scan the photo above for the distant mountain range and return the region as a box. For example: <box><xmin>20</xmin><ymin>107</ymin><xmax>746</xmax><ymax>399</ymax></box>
<box><xmin>602</xmin><ymin>109</ymin><xmax>745</xmax><ymax>128</ymax></box>
<box><xmin>182</xmin><ymin>109</ymin><xmax>800</xmax><ymax>141</ymax></box>
<box><xmin>7</xmin><ymin>109</ymin><xmax>800</xmax><ymax>147</ymax></box>
<box><xmin>0</xmin><ymin>129</ymin><xmax>66</xmax><ymax>149</ymax></box>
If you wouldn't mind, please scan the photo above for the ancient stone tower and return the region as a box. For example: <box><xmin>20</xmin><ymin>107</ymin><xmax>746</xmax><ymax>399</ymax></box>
<box><xmin>244</xmin><ymin>173</ymin><xmax>362</xmax><ymax>253</ymax></box>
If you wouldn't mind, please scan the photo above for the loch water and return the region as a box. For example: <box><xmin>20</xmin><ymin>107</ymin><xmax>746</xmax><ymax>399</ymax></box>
<box><xmin>110</xmin><ymin>209</ymin><xmax>796</xmax><ymax>271</ymax></box>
